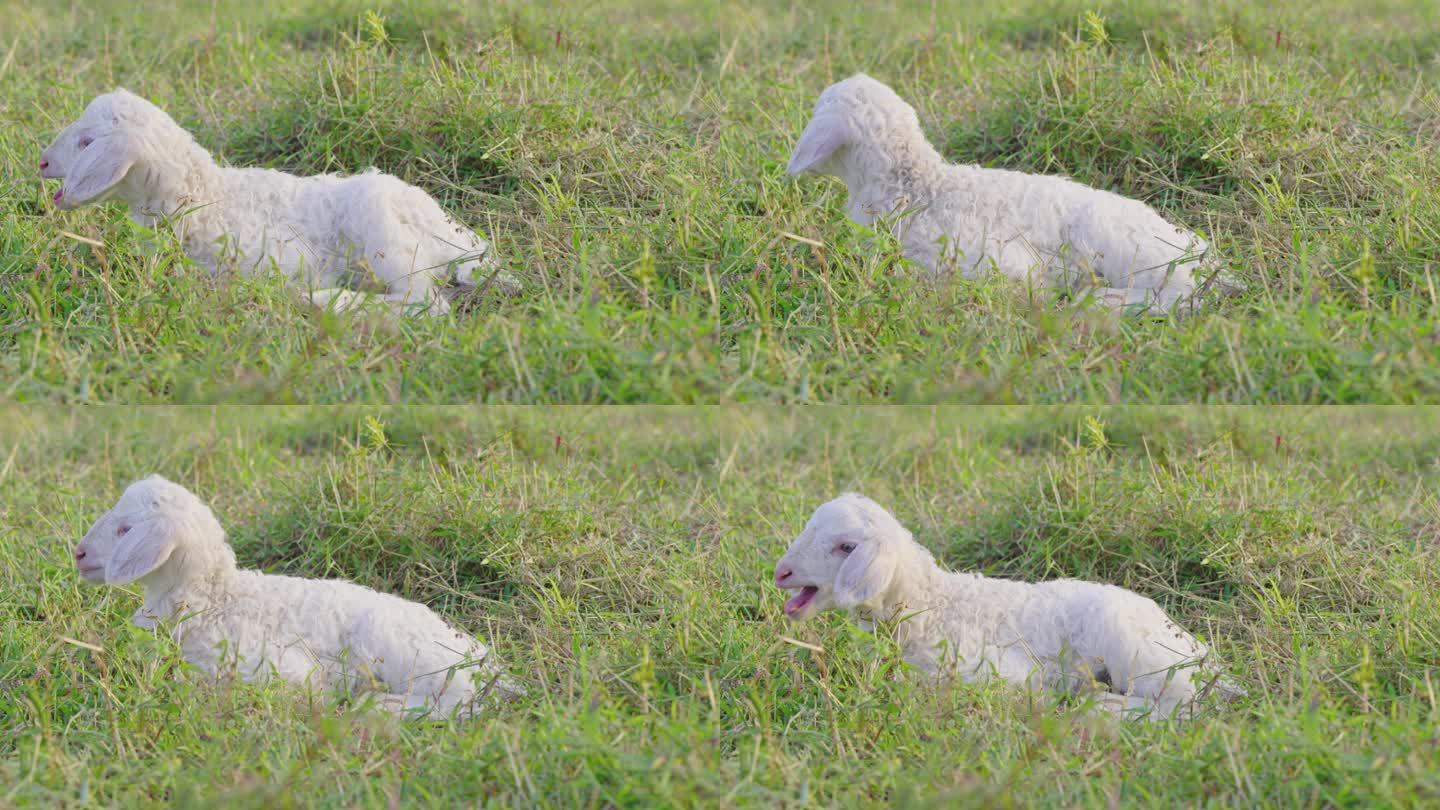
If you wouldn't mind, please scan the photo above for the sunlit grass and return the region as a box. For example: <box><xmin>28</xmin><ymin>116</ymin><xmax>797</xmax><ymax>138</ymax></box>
<box><xmin>3</xmin><ymin>407</ymin><xmax>1440</xmax><ymax>804</ymax></box>
<box><xmin>3</xmin><ymin>0</ymin><xmax>1439</xmax><ymax>402</ymax></box>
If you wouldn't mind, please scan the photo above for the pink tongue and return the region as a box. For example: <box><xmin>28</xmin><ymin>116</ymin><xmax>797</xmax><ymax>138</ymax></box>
<box><xmin>53</xmin><ymin>189</ymin><xmax>63</xmax><ymax>203</ymax></box>
<box><xmin>785</xmin><ymin>587</ymin><xmax>817</xmax><ymax>615</ymax></box>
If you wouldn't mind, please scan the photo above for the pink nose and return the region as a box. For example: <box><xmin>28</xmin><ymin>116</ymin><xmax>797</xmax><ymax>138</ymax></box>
<box><xmin>774</xmin><ymin>567</ymin><xmax>793</xmax><ymax>586</ymax></box>
<box><xmin>40</xmin><ymin>159</ymin><xmax>48</xmax><ymax>171</ymax></box>
<box><xmin>74</xmin><ymin>548</ymin><xmax>86</xmax><ymax>561</ymax></box>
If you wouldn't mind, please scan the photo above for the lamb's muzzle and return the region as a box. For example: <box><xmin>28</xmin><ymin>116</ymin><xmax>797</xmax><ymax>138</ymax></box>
<box><xmin>773</xmin><ymin>565</ymin><xmax>817</xmax><ymax>613</ymax></box>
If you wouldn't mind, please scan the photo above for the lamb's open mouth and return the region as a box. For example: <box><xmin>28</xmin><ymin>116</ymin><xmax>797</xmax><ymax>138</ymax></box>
<box><xmin>53</xmin><ymin>188</ymin><xmax>63</xmax><ymax>203</ymax></box>
<box><xmin>784</xmin><ymin>586</ymin><xmax>819</xmax><ymax>617</ymax></box>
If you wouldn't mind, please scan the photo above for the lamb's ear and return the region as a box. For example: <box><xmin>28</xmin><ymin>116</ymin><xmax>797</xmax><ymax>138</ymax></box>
<box><xmin>833</xmin><ymin>539</ymin><xmax>895</xmax><ymax>609</ymax></box>
<box><xmin>787</xmin><ymin>109</ymin><xmax>852</xmax><ymax>176</ymax></box>
<box><xmin>62</xmin><ymin>131</ymin><xmax>137</xmax><ymax>206</ymax></box>
<box><xmin>106</xmin><ymin>512</ymin><xmax>177</xmax><ymax>584</ymax></box>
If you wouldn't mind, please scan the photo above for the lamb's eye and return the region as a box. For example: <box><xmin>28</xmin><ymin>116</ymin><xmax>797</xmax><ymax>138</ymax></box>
<box><xmin>78</xmin><ymin>136</ymin><xmax>93</xmax><ymax>149</ymax></box>
<box><xmin>837</xmin><ymin>542</ymin><xmax>856</xmax><ymax>554</ymax></box>
<box><xmin>116</xmin><ymin>524</ymin><xmax>130</xmax><ymax>536</ymax></box>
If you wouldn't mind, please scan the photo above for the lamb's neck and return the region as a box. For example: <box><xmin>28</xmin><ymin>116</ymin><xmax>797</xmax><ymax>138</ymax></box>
<box><xmin>136</xmin><ymin>561</ymin><xmax>239</xmax><ymax>628</ymax></box>
<box><xmin>120</xmin><ymin>138</ymin><xmax>228</xmax><ymax>230</ymax></box>
<box><xmin>862</xmin><ymin>559</ymin><xmax>949</xmax><ymax>624</ymax></box>
<box><xmin>840</xmin><ymin>137</ymin><xmax>946</xmax><ymax>226</ymax></box>
<box><xmin>862</xmin><ymin>567</ymin><xmax>1005</xmax><ymax>662</ymax></box>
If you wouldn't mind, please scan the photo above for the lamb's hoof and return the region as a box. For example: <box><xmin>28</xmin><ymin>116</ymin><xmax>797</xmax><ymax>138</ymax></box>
<box><xmin>467</xmin><ymin>271</ymin><xmax>521</xmax><ymax>297</ymax></box>
<box><xmin>1082</xmin><ymin>290</ymin><xmax>1168</xmax><ymax>319</ymax></box>
<box><xmin>310</xmin><ymin>288</ymin><xmax>363</xmax><ymax>312</ymax></box>
<box><xmin>1192</xmin><ymin>273</ymin><xmax>1246</xmax><ymax>309</ymax></box>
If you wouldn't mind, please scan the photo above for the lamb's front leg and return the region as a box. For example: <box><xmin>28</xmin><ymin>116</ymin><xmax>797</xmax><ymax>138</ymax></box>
<box><xmin>309</xmin><ymin>287</ymin><xmax>450</xmax><ymax>317</ymax></box>
<box><xmin>455</xmin><ymin>254</ymin><xmax>523</xmax><ymax>296</ymax></box>
<box><xmin>370</xmin><ymin>691</ymin><xmax>455</xmax><ymax>720</ymax></box>
<box><xmin>1088</xmin><ymin>691</ymin><xmax>1162</xmax><ymax>720</ymax></box>
<box><xmin>370</xmin><ymin>686</ymin><xmax>503</xmax><ymax>720</ymax></box>
<box><xmin>308</xmin><ymin>288</ymin><xmax>361</xmax><ymax>311</ymax></box>
<box><xmin>1081</xmin><ymin>286</ymin><xmax>1176</xmax><ymax>317</ymax></box>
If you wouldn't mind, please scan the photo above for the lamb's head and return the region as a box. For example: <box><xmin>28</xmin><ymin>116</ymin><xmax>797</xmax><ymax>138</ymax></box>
<box><xmin>40</xmin><ymin>89</ymin><xmax>194</xmax><ymax>210</ymax></box>
<box><xmin>786</xmin><ymin>73</ymin><xmax>935</xmax><ymax>179</ymax></box>
<box><xmin>773</xmin><ymin>493</ymin><xmax>920</xmax><ymax>619</ymax></box>
<box><xmin>74</xmin><ymin>475</ymin><xmax>236</xmax><ymax>588</ymax></box>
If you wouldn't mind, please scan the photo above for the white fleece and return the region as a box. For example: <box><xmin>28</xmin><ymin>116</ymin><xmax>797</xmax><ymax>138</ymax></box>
<box><xmin>73</xmin><ymin>475</ymin><xmax>520</xmax><ymax>718</ymax></box>
<box><xmin>788</xmin><ymin>74</ymin><xmax>1227</xmax><ymax>315</ymax></box>
<box><xmin>774</xmin><ymin>493</ymin><xmax>1233</xmax><ymax>719</ymax></box>
<box><xmin>40</xmin><ymin>89</ymin><xmax>518</xmax><ymax>315</ymax></box>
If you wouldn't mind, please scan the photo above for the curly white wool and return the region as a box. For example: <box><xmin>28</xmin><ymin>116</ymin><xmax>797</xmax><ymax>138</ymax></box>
<box><xmin>74</xmin><ymin>475</ymin><xmax>521</xmax><ymax>718</ymax></box>
<box><xmin>40</xmin><ymin>89</ymin><xmax>518</xmax><ymax>315</ymax></box>
<box><xmin>788</xmin><ymin>74</ymin><xmax>1224</xmax><ymax>315</ymax></box>
<box><xmin>774</xmin><ymin>493</ymin><xmax>1233</xmax><ymax>719</ymax></box>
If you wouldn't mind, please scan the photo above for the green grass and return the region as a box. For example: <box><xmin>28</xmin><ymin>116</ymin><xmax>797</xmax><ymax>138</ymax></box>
<box><xmin>3</xmin><ymin>0</ymin><xmax>1440</xmax><ymax>402</ymax></box>
<box><xmin>4</xmin><ymin>407</ymin><xmax>1440</xmax><ymax>805</ymax></box>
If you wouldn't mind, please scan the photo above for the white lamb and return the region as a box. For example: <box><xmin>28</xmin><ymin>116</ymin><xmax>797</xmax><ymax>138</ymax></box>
<box><xmin>73</xmin><ymin>475</ymin><xmax>521</xmax><ymax>718</ymax></box>
<box><xmin>787</xmin><ymin>74</ymin><xmax>1225</xmax><ymax>315</ymax></box>
<box><xmin>40</xmin><ymin>89</ymin><xmax>518</xmax><ymax>315</ymax></box>
<box><xmin>773</xmin><ymin>494</ymin><xmax>1233</xmax><ymax>719</ymax></box>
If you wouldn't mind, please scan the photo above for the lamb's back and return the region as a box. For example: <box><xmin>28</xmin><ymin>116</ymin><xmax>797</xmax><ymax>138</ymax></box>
<box><xmin>918</xmin><ymin>164</ymin><xmax>1202</xmax><ymax>280</ymax></box>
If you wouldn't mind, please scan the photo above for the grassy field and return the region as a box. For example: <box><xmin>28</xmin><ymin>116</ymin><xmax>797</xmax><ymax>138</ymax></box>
<box><xmin>2</xmin><ymin>0</ymin><xmax>1439</xmax><ymax>402</ymax></box>
<box><xmin>2</xmin><ymin>407</ymin><xmax>1440</xmax><ymax>806</ymax></box>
